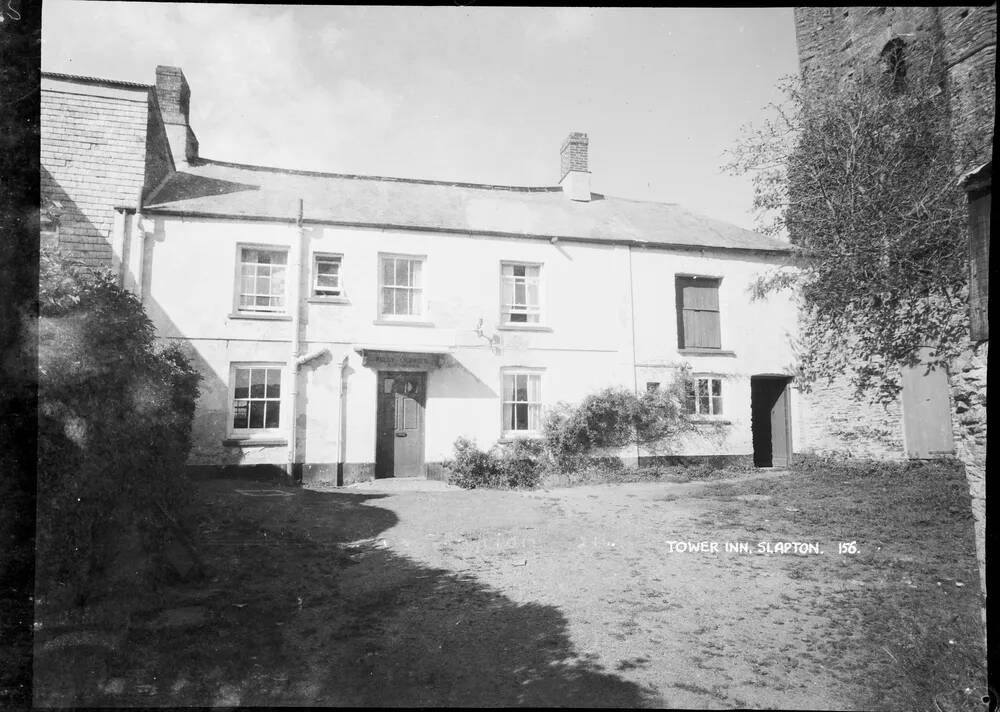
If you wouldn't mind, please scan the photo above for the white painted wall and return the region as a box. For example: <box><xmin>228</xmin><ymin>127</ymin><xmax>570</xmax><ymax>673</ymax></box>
<box><xmin>143</xmin><ymin>214</ymin><xmax>798</xmax><ymax>473</ymax></box>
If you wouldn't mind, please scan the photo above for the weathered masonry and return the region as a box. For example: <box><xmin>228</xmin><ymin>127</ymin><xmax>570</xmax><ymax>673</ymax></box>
<box><xmin>792</xmin><ymin>5</ymin><xmax>992</xmax><ymax>597</ymax></box>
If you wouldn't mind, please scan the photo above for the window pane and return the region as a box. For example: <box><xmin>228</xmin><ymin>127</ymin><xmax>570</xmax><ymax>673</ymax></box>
<box><xmin>697</xmin><ymin>379</ymin><xmax>709</xmax><ymax>397</ymax></box>
<box><xmin>250</xmin><ymin>369</ymin><xmax>266</xmax><ymax>398</ymax></box>
<box><xmin>503</xmin><ymin>374</ymin><xmax>514</xmax><ymax>400</ymax></box>
<box><xmin>514</xmin><ymin>280</ymin><xmax>526</xmax><ymax>306</ymax></box>
<box><xmin>232</xmin><ymin>400</ymin><xmax>249</xmax><ymax>429</ymax></box>
<box><xmin>514</xmin><ymin>403</ymin><xmax>528</xmax><ymax>430</ymax></box>
<box><xmin>270</xmin><ymin>251</ymin><xmax>287</xmax><ymax>265</ymax></box>
<box><xmin>410</xmin><ymin>260</ymin><xmax>422</xmax><ymax>288</ymax></box>
<box><xmin>266</xmin><ymin>369</ymin><xmax>281</xmax><ymax>398</ymax></box>
<box><xmin>526</xmin><ymin>265</ymin><xmax>540</xmax><ymax>279</ymax></box>
<box><xmin>509</xmin><ymin>312</ymin><xmax>527</xmax><ymax>323</ymax></box>
<box><xmin>317</xmin><ymin>259</ymin><xmax>339</xmax><ymax>276</ymax></box>
<box><xmin>382</xmin><ymin>287</ymin><xmax>395</xmax><ymax>315</ymax></box>
<box><xmin>503</xmin><ymin>403</ymin><xmax>514</xmax><ymax>430</ymax></box>
<box><xmin>528</xmin><ymin>404</ymin><xmax>541</xmax><ymax>431</ymax></box>
<box><xmin>234</xmin><ymin>369</ymin><xmax>250</xmax><ymax>399</ymax></box>
<box><xmin>515</xmin><ymin>374</ymin><xmax>528</xmax><ymax>401</ymax></box>
<box><xmin>528</xmin><ymin>374</ymin><xmax>540</xmax><ymax>401</ymax></box>
<box><xmin>711</xmin><ymin>396</ymin><xmax>723</xmax><ymax>415</ymax></box>
<box><xmin>249</xmin><ymin>401</ymin><xmax>266</xmax><ymax>429</ymax></box>
<box><xmin>403</xmin><ymin>289</ymin><xmax>414</xmax><ymax>316</ymax></box>
<box><xmin>526</xmin><ymin>282</ymin><xmax>539</xmax><ymax>307</ymax></box>
<box><xmin>502</xmin><ymin>264</ymin><xmax>514</xmax><ymax>277</ymax></box>
<box><xmin>513</xmin><ymin>264</ymin><xmax>525</xmax><ymax>278</ymax></box>
<box><xmin>502</xmin><ymin>279</ymin><xmax>514</xmax><ymax>309</ymax></box>
<box><xmin>646</xmin><ymin>382</ymin><xmax>660</xmax><ymax>393</ymax></box>
<box><xmin>264</xmin><ymin>402</ymin><xmax>280</xmax><ymax>428</ymax></box>
<box><xmin>271</xmin><ymin>268</ymin><xmax>285</xmax><ymax>295</ymax></box>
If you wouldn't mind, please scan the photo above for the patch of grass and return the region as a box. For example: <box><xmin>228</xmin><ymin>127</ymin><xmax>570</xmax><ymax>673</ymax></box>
<box><xmin>698</xmin><ymin>456</ymin><xmax>985</xmax><ymax>711</ymax></box>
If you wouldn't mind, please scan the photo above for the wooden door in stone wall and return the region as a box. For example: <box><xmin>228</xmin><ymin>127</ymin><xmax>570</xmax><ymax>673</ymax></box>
<box><xmin>900</xmin><ymin>348</ymin><xmax>954</xmax><ymax>459</ymax></box>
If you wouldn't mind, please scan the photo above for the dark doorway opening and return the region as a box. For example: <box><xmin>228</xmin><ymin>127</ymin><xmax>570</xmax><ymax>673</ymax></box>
<box><xmin>751</xmin><ymin>376</ymin><xmax>793</xmax><ymax>468</ymax></box>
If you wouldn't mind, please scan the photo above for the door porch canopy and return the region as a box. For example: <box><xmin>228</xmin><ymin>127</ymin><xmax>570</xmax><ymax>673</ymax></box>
<box><xmin>354</xmin><ymin>344</ymin><xmax>453</xmax><ymax>370</ymax></box>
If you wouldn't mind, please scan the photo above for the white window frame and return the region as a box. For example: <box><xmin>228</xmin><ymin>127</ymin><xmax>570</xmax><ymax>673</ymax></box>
<box><xmin>234</xmin><ymin>244</ymin><xmax>290</xmax><ymax>315</ymax></box>
<box><xmin>500</xmin><ymin>368</ymin><xmax>544</xmax><ymax>438</ymax></box>
<box><xmin>228</xmin><ymin>363</ymin><xmax>285</xmax><ymax>438</ymax></box>
<box><xmin>685</xmin><ymin>375</ymin><xmax>724</xmax><ymax>417</ymax></box>
<box><xmin>378</xmin><ymin>253</ymin><xmax>426</xmax><ymax>321</ymax></box>
<box><xmin>312</xmin><ymin>252</ymin><xmax>345</xmax><ymax>299</ymax></box>
<box><xmin>500</xmin><ymin>261</ymin><xmax>543</xmax><ymax>325</ymax></box>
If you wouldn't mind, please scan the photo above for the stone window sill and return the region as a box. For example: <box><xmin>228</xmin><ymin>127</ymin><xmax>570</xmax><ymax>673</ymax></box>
<box><xmin>687</xmin><ymin>418</ymin><xmax>732</xmax><ymax>425</ymax></box>
<box><xmin>373</xmin><ymin>319</ymin><xmax>435</xmax><ymax>328</ymax></box>
<box><xmin>222</xmin><ymin>438</ymin><xmax>288</xmax><ymax>447</ymax></box>
<box><xmin>229</xmin><ymin>312</ymin><xmax>292</xmax><ymax>321</ymax></box>
<box><xmin>497</xmin><ymin>324</ymin><xmax>553</xmax><ymax>332</ymax></box>
<box><xmin>678</xmin><ymin>348</ymin><xmax>736</xmax><ymax>357</ymax></box>
<box><xmin>308</xmin><ymin>296</ymin><xmax>350</xmax><ymax>305</ymax></box>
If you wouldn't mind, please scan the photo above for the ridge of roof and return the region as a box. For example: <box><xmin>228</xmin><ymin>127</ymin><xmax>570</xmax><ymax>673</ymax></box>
<box><xmin>194</xmin><ymin>157</ymin><xmax>564</xmax><ymax>193</ymax></box>
<box><xmin>41</xmin><ymin>71</ymin><xmax>152</xmax><ymax>90</ymax></box>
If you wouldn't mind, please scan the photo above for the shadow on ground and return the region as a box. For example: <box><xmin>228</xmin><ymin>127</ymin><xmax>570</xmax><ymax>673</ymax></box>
<box><xmin>33</xmin><ymin>480</ymin><xmax>658</xmax><ymax>707</ymax></box>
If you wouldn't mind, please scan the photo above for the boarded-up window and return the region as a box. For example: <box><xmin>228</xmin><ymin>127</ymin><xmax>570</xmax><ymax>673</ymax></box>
<box><xmin>676</xmin><ymin>276</ymin><xmax>722</xmax><ymax>349</ymax></box>
<box><xmin>968</xmin><ymin>186</ymin><xmax>989</xmax><ymax>341</ymax></box>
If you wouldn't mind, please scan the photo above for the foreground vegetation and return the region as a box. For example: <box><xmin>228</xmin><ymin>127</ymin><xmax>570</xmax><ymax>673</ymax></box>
<box><xmin>36</xmin><ymin>248</ymin><xmax>202</xmax><ymax>611</ymax></box>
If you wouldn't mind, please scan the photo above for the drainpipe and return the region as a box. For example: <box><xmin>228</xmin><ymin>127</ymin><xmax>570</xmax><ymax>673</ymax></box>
<box><xmin>338</xmin><ymin>355</ymin><xmax>349</xmax><ymax>485</ymax></box>
<box><xmin>626</xmin><ymin>244</ymin><xmax>641</xmax><ymax>466</ymax></box>
<box><xmin>287</xmin><ymin>199</ymin><xmax>305</xmax><ymax>481</ymax></box>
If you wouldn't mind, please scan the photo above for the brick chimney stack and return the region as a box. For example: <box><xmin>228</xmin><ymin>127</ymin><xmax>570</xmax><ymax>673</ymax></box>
<box><xmin>155</xmin><ymin>66</ymin><xmax>199</xmax><ymax>167</ymax></box>
<box><xmin>559</xmin><ymin>132</ymin><xmax>591</xmax><ymax>202</ymax></box>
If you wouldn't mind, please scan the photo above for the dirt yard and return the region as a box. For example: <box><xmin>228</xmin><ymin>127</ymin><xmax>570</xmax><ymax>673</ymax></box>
<box><xmin>33</xmin><ymin>461</ymin><xmax>987</xmax><ymax>709</ymax></box>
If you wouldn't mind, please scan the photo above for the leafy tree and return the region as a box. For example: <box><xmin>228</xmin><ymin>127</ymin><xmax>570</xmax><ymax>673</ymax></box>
<box><xmin>36</xmin><ymin>247</ymin><xmax>202</xmax><ymax>606</ymax></box>
<box><xmin>726</xmin><ymin>67</ymin><xmax>974</xmax><ymax>403</ymax></box>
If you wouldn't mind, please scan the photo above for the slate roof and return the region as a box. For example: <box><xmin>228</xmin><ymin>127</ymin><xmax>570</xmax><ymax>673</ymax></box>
<box><xmin>144</xmin><ymin>158</ymin><xmax>792</xmax><ymax>253</ymax></box>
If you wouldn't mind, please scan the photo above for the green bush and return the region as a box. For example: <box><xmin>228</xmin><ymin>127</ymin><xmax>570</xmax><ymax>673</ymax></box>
<box><xmin>543</xmin><ymin>381</ymin><xmax>699</xmax><ymax>472</ymax></box>
<box><xmin>36</xmin><ymin>248</ymin><xmax>202</xmax><ymax>606</ymax></box>
<box><xmin>444</xmin><ymin>437</ymin><xmax>544</xmax><ymax>490</ymax></box>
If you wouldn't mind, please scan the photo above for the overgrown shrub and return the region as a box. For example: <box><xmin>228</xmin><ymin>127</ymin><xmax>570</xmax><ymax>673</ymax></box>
<box><xmin>35</xmin><ymin>248</ymin><xmax>202</xmax><ymax>606</ymax></box>
<box><xmin>444</xmin><ymin>437</ymin><xmax>544</xmax><ymax>490</ymax></box>
<box><xmin>543</xmin><ymin>379</ymin><xmax>701</xmax><ymax>472</ymax></box>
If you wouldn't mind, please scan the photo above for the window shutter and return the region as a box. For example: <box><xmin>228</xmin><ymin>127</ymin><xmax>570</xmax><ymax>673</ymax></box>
<box><xmin>676</xmin><ymin>277</ymin><xmax>721</xmax><ymax>349</ymax></box>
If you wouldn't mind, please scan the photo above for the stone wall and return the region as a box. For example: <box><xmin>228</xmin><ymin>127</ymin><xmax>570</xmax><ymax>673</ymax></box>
<box><xmin>793</xmin><ymin>6</ymin><xmax>992</xmax><ymax>603</ymax></box>
<box><xmin>950</xmin><ymin>340</ymin><xmax>987</xmax><ymax>593</ymax></box>
<box><xmin>796</xmin><ymin>377</ymin><xmax>904</xmax><ymax>460</ymax></box>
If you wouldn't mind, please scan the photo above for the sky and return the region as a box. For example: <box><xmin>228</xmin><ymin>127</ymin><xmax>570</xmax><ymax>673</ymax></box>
<box><xmin>41</xmin><ymin>4</ymin><xmax>800</xmax><ymax>231</ymax></box>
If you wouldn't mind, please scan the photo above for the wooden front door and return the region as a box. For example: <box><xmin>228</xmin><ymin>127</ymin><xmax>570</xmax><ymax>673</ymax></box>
<box><xmin>375</xmin><ymin>371</ymin><xmax>426</xmax><ymax>478</ymax></box>
<box><xmin>751</xmin><ymin>376</ymin><xmax>793</xmax><ymax>468</ymax></box>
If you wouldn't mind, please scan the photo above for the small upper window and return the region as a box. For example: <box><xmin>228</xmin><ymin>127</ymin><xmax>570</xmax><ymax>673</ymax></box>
<box><xmin>685</xmin><ymin>376</ymin><xmax>724</xmax><ymax>416</ymax></box>
<box><xmin>501</xmin><ymin>262</ymin><xmax>541</xmax><ymax>324</ymax></box>
<box><xmin>880</xmin><ymin>38</ymin><xmax>906</xmax><ymax>93</ymax></box>
<box><xmin>313</xmin><ymin>254</ymin><xmax>343</xmax><ymax>298</ymax></box>
<box><xmin>237</xmin><ymin>246</ymin><xmax>288</xmax><ymax>313</ymax></box>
